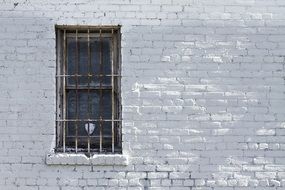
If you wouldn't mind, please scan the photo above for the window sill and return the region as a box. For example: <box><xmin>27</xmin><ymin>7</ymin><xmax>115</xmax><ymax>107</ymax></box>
<box><xmin>45</xmin><ymin>153</ymin><xmax>128</xmax><ymax>166</ymax></box>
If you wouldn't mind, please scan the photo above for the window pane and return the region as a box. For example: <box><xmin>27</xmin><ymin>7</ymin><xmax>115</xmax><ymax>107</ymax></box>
<box><xmin>102</xmin><ymin>121</ymin><xmax>112</xmax><ymax>149</ymax></box>
<box><xmin>67</xmin><ymin>90</ymin><xmax>112</xmax><ymax>121</ymax></box>
<box><xmin>67</xmin><ymin>36</ymin><xmax>89</xmax><ymax>76</ymax></box>
<box><xmin>66</xmin><ymin>121</ymin><xmax>112</xmax><ymax>138</ymax></box>
<box><xmin>66</xmin><ymin>36</ymin><xmax>76</xmax><ymax>85</ymax></box>
<box><xmin>65</xmin><ymin>121</ymin><xmax>113</xmax><ymax>150</ymax></box>
<box><xmin>91</xmin><ymin>37</ymin><xmax>111</xmax><ymax>75</ymax></box>
<box><xmin>66</xmin><ymin>36</ymin><xmax>112</xmax><ymax>86</ymax></box>
<box><xmin>78</xmin><ymin>37</ymin><xmax>89</xmax><ymax>86</ymax></box>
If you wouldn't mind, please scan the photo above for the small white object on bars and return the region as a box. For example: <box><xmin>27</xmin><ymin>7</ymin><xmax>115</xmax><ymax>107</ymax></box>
<box><xmin>85</xmin><ymin>123</ymin><xmax>95</xmax><ymax>135</ymax></box>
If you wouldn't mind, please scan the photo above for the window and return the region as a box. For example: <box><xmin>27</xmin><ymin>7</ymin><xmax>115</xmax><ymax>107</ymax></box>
<box><xmin>55</xmin><ymin>25</ymin><xmax>122</xmax><ymax>155</ymax></box>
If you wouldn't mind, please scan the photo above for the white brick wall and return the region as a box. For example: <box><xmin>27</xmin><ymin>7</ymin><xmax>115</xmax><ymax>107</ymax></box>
<box><xmin>0</xmin><ymin>0</ymin><xmax>285</xmax><ymax>189</ymax></box>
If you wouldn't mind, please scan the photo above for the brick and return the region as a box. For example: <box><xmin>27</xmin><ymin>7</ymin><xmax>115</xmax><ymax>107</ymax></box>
<box><xmin>0</xmin><ymin>0</ymin><xmax>284</xmax><ymax>190</ymax></box>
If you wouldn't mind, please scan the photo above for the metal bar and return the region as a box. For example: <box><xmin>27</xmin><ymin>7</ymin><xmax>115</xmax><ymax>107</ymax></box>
<box><xmin>75</xmin><ymin>29</ymin><xmax>79</xmax><ymax>153</ymax></box>
<box><xmin>113</xmin><ymin>30</ymin><xmax>119</xmax><ymax>150</ymax></box>
<box><xmin>63</xmin><ymin>30</ymin><xmax>67</xmax><ymax>153</ymax></box>
<box><xmin>65</xmin><ymin>86</ymin><xmax>112</xmax><ymax>90</ymax></box>
<box><xmin>111</xmin><ymin>29</ymin><xmax>115</xmax><ymax>153</ymax></box>
<box><xmin>55</xmin><ymin>29</ymin><xmax>60</xmax><ymax>150</ymax></box>
<box><xmin>117</xmin><ymin>28</ymin><xmax>122</xmax><ymax>151</ymax></box>
<box><xmin>57</xmin><ymin>119</ymin><xmax>121</xmax><ymax>122</ymax></box>
<box><xmin>66</xmin><ymin>33</ymin><xmax>113</xmax><ymax>38</ymax></box>
<box><xmin>99</xmin><ymin>29</ymin><xmax>103</xmax><ymax>153</ymax></box>
<box><xmin>56</xmin><ymin>25</ymin><xmax>121</xmax><ymax>30</ymax></box>
<box><xmin>65</xmin><ymin>135</ymin><xmax>113</xmax><ymax>138</ymax></box>
<box><xmin>56</xmin><ymin>74</ymin><xmax>121</xmax><ymax>77</ymax></box>
<box><xmin>87</xmin><ymin>29</ymin><xmax>91</xmax><ymax>154</ymax></box>
<box><xmin>56</xmin><ymin>147</ymin><xmax>121</xmax><ymax>153</ymax></box>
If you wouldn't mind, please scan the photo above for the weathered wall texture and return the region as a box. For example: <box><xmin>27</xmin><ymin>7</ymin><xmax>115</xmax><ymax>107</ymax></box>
<box><xmin>1</xmin><ymin>0</ymin><xmax>285</xmax><ymax>189</ymax></box>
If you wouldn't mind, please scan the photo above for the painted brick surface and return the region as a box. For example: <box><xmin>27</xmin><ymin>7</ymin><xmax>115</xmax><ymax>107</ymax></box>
<box><xmin>0</xmin><ymin>0</ymin><xmax>285</xmax><ymax>189</ymax></box>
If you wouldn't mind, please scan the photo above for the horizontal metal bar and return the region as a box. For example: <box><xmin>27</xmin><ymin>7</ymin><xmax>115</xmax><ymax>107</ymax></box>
<box><xmin>56</xmin><ymin>74</ymin><xmax>121</xmax><ymax>77</ymax></box>
<box><xmin>56</xmin><ymin>25</ymin><xmax>121</xmax><ymax>30</ymax></box>
<box><xmin>66</xmin><ymin>135</ymin><xmax>112</xmax><ymax>138</ymax></box>
<box><xmin>66</xmin><ymin>86</ymin><xmax>112</xmax><ymax>90</ymax></box>
<box><xmin>57</xmin><ymin>119</ymin><xmax>121</xmax><ymax>122</ymax></box>
<box><xmin>56</xmin><ymin>147</ymin><xmax>122</xmax><ymax>153</ymax></box>
<box><xmin>66</xmin><ymin>33</ymin><xmax>114</xmax><ymax>38</ymax></box>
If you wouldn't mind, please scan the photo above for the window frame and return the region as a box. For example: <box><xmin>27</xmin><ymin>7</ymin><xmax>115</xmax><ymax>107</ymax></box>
<box><xmin>55</xmin><ymin>25</ymin><xmax>122</xmax><ymax>155</ymax></box>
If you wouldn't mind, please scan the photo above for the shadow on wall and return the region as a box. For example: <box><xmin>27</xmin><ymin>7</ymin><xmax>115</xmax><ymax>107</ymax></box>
<box><xmin>123</xmin><ymin>24</ymin><xmax>285</xmax><ymax>188</ymax></box>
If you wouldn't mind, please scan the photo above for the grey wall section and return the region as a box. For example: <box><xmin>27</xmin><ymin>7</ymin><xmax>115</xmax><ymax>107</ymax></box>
<box><xmin>0</xmin><ymin>0</ymin><xmax>285</xmax><ymax>189</ymax></box>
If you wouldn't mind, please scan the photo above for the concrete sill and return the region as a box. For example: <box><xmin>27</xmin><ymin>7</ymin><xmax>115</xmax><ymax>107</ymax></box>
<box><xmin>45</xmin><ymin>153</ymin><xmax>128</xmax><ymax>166</ymax></box>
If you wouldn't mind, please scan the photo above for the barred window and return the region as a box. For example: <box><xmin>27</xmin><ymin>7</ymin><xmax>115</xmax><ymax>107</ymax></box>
<box><xmin>56</xmin><ymin>26</ymin><xmax>122</xmax><ymax>155</ymax></box>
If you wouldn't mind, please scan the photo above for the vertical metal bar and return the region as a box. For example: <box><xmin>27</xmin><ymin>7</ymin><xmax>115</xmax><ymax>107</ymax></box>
<box><xmin>111</xmin><ymin>29</ymin><xmax>115</xmax><ymax>153</ymax></box>
<box><xmin>117</xmin><ymin>28</ymin><xmax>122</xmax><ymax>151</ymax></box>
<box><xmin>56</xmin><ymin>29</ymin><xmax>60</xmax><ymax>151</ymax></box>
<box><xmin>87</xmin><ymin>29</ymin><xmax>91</xmax><ymax>154</ymax></box>
<box><xmin>63</xmin><ymin>30</ymin><xmax>67</xmax><ymax>153</ymax></box>
<box><xmin>75</xmin><ymin>29</ymin><xmax>79</xmax><ymax>153</ymax></box>
<box><xmin>99</xmin><ymin>29</ymin><xmax>103</xmax><ymax>153</ymax></box>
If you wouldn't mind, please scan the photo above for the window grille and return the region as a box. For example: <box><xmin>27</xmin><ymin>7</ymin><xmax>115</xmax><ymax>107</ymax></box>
<box><xmin>55</xmin><ymin>25</ymin><xmax>122</xmax><ymax>155</ymax></box>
